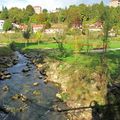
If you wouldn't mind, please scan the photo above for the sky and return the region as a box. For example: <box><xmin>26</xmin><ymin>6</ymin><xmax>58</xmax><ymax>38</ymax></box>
<box><xmin>0</xmin><ymin>0</ymin><xmax>109</xmax><ymax>11</ymax></box>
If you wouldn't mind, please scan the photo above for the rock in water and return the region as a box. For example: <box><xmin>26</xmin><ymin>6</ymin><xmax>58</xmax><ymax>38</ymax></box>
<box><xmin>11</xmin><ymin>94</ymin><xmax>28</xmax><ymax>102</ymax></box>
<box><xmin>2</xmin><ymin>85</ymin><xmax>9</xmax><ymax>91</ymax></box>
<box><xmin>44</xmin><ymin>79</ymin><xmax>48</xmax><ymax>84</ymax></box>
<box><xmin>11</xmin><ymin>94</ymin><xmax>19</xmax><ymax>100</ymax></box>
<box><xmin>1</xmin><ymin>74</ymin><xmax>11</xmax><ymax>80</ymax></box>
<box><xmin>39</xmin><ymin>75</ymin><xmax>43</xmax><ymax>79</ymax></box>
<box><xmin>33</xmin><ymin>82</ymin><xmax>39</xmax><ymax>86</ymax></box>
<box><xmin>33</xmin><ymin>90</ymin><xmax>41</xmax><ymax>96</ymax></box>
<box><xmin>22</xmin><ymin>67</ymin><xmax>30</xmax><ymax>72</ymax></box>
<box><xmin>5</xmin><ymin>74</ymin><xmax>11</xmax><ymax>79</ymax></box>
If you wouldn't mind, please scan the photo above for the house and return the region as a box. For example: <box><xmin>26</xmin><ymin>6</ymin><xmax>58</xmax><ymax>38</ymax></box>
<box><xmin>89</xmin><ymin>21</ymin><xmax>103</xmax><ymax>31</ymax></box>
<box><xmin>44</xmin><ymin>28</ymin><xmax>64</xmax><ymax>34</ymax></box>
<box><xmin>32</xmin><ymin>24</ymin><xmax>44</xmax><ymax>33</ymax></box>
<box><xmin>72</xmin><ymin>20</ymin><xmax>82</xmax><ymax>29</ymax></box>
<box><xmin>110</xmin><ymin>0</ymin><xmax>120</xmax><ymax>7</ymax></box>
<box><xmin>0</xmin><ymin>20</ymin><xmax>4</xmax><ymax>32</ymax></box>
<box><xmin>33</xmin><ymin>6</ymin><xmax>42</xmax><ymax>14</ymax></box>
<box><xmin>0</xmin><ymin>20</ymin><xmax>20</xmax><ymax>33</ymax></box>
<box><xmin>12</xmin><ymin>23</ymin><xmax>20</xmax><ymax>29</ymax></box>
<box><xmin>51</xmin><ymin>8</ymin><xmax>61</xmax><ymax>13</ymax></box>
<box><xmin>19</xmin><ymin>24</ymin><xmax>28</xmax><ymax>31</ymax></box>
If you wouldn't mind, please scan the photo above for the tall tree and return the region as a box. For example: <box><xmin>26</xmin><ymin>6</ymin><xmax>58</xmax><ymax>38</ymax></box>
<box><xmin>23</xmin><ymin>29</ymin><xmax>31</xmax><ymax>47</ymax></box>
<box><xmin>3</xmin><ymin>20</ymin><xmax>13</xmax><ymax>32</ymax></box>
<box><xmin>0</xmin><ymin>6</ymin><xmax>9</xmax><ymax>20</ymax></box>
<box><xmin>102</xmin><ymin>7</ymin><xmax>113</xmax><ymax>52</ymax></box>
<box><xmin>26</xmin><ymin>5</ymin><xmax>35</xmax><ymax>16</ymax></box>
<box><xmin>9</xmin><ymin>7</ymin><xmax>23</xmax><ymax>23</ymax></box>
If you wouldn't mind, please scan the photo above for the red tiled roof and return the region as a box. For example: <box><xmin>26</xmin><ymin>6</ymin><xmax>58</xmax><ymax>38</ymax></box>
<box><xmin>19</xmin><ymin>25</ymin><xmax>28</xmax><ymax>30</ymax></box>
<box><xmin>32</xmin><ymin>24</ymin><xmax>43</xmax><ymax>28</ymax></box>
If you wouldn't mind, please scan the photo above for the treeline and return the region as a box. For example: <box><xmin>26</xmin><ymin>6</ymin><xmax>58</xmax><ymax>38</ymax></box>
<box><xmin>0</xmin><ymin>2</ymin><xmax>120</xmax><ymax>29</ymax></box>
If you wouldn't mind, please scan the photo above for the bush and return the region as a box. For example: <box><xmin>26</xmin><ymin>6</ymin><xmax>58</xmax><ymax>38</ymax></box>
<box><xmin>3</xmin><ymin>20</ymin><xmax>13</xmax><ymax>32</ymax></box>
<box><xmin>9</xmin><ymin>41</ymin><xmax>16</xmax><ymax>51</ymax></box>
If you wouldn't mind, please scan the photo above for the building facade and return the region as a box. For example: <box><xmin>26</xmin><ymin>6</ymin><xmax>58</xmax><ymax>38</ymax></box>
<box><xmin>110</xmin><ymin>0</ymin><xmax>120</xmax><ymax>7</ymax></box>
<box><xmin>33</xmin><ymin>6</ymin><xmax>42</xmax><ymax>14</ymax></box>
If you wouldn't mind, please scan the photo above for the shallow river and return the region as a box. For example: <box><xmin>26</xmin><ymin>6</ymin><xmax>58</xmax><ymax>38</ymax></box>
<box><xmin>0</xmin><ymin>52</ymin><xmax>67</xmax><ymax>120</ymax></box>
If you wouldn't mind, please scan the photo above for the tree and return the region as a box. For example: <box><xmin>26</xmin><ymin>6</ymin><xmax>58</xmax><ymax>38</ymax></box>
<box><xmin>102</xmin><ymin>7</ymin><xmax>113</xmax><ymax>52</ymax></box>
<box><xmin>3</xmin><ymin>20</ymin><xmax>13</xmax><ymax>32</ymax></box>
<box><xmin>0</xmin><ymin>6</ymin><xmax>9</xmax><ymax>20</ymax></box>
<box><xmin>49</xmin><ymin>13</ymin><xmax>58</xmax><ymax>23</ymax></box>
<box><xmin>67</xmin><ymin>5</ymin><xmax>81</xmax><ymax>28</ymax></box>
<box><xmin>44</xmin><ymin>20</ymin><xmax>51</xmax><ymax>29</ymax></box>
<box><xmin>9</xmin><ymin>7</ymin><xmax>23</xmax><ymax>23</ymax></box>
<box><xmin>43</xmin><ymin>9</ymin><xmax>48</xmax><ymax>13</ymax></box>
<box><xmin>29</xmin><ymin>14</ymin><xmax>41</xmax><ymax>24</ymax></box>
<box><xmin>53</xmin><ymin>32</ymin><xmax>66</xmax><ymax>56</ymax></box>
<box><xmin>21</xmin><ymin>9</ymin><xmax>30</xmax><ymax>24</ymax></box>
<box><xmin>26</xmin><ymin>5</ymin><xmax>35</xmax><ymax>16</ymax></box>
<box><xmin>23</xmin><ymin>28</ymin><xmax>31</xmax><ymax>47</ymax></box>
<box><xmin>35</xmin><ymin>31</ymin><xmax>42</xmax><ymax>45</ymax></box>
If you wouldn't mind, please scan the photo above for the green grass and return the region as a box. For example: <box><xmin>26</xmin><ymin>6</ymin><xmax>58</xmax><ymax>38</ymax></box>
<box><xmin>110</xmin><ymin>41</ymin><xmax>120</xmax><ymax>48</ymax></box>
<box><xmin>22</xmin><ymin>42</ymin><xmax>73</xmax><ymax>51</ymax></box>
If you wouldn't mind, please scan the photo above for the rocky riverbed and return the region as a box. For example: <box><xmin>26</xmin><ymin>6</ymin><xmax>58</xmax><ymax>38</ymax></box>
<box><xmin>0</xmin><ymin>51</ymin><xmax>68</xmax><ymax>120</ymax></box>
<box><xmin>7</xmin><ymin>50</ymin><xmax>110</xmax><ymax>120</ymax></box>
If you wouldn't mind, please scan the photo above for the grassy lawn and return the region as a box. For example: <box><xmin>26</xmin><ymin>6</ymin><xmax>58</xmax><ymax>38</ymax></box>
<box><xmin>110</xmin><ymin>40</ymin><xmax>120</xmax><ymax>48</ymax></box>
<box><xmin>0</xmin><ymin>33</ymin><xmax>120</xmax><ymax>51</ymax></box>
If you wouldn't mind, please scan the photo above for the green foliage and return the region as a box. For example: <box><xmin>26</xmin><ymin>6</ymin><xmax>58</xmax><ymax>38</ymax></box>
<box><xmin>0</xmin><ymin>6</ymin><xmax>9</xmax><ymax>20</ymax></box>
<box><xmin>44</xmin><ymin>21</ymin><xmax>51</xmax><ymax>29</ymax></box>
<box><xmin>3</xmin><ymin>20</ymin><xmax>13</xmax><ymax>31</ymax></box>
<box><xmin>8</xmin><ymin>7</ymin><xmax>23</xmax><ymax>23</ymax></box>
<box><xmin>9</xmin><ymin>41</ymin><xmax>16</xmax><ymax>51</ymax></box>
<box><xmin>59</xmin><ymin>92</ymin><xmax>70</xmax><ymax>102</ymax></box>
<box><xmin>26</xmin><ymin>5</ymin><xmax>35</xmax><ymax>16</ymax></box>
<box><xmin>53</xmin><ymin>32</ymin><xmax>66</xmax><ymax>56</ymax></box>
<box><xmin>43</xmin><ymin>9</ymin><xmax>48</xmax><ymax>13</ymax></box>
<box><xmin>35</xmin><ymin>31</ymin><xmax>42</xmax><ymax>45</ymax></box>
<box><xmin>23</xmin><ymin>29</ymin><xmax>31</xmax><ymax>40</ymax></box>
<box><xmin>49</xmin><ymin>13</ymin><xmax>58</xmax><ymax>23</ymax></box>
<box><xmin>0</xmin><ymin>3</ymin><xmax>120</xmax><ymax>30</ymax></box>
<box><xmin>22</xmin><ymin>27</ymin><xmax>31</xmax><ymax>47</ymax></box>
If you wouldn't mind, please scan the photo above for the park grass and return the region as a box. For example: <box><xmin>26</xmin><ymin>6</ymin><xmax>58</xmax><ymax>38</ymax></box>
<box><xmin>0</xmin><ymin>32</ymin><xmax>120</xmax><ymax>49</ymax></box>
<box><xmin>109</xmin><ymin>41</ymin><xmax>120</xmax><ymax>48</ymax></box>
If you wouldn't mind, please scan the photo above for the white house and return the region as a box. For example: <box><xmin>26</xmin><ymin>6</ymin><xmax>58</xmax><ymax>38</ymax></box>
<box><xmin>44</xmin><ymin>28</ymin><xmax>64</xmax><ymax>34</ymax></box>
<box><xmin>33</xmin><ymin>6</ymin><xmax>42</xmax><ymax>14</ymax></box>
<box><xmin>0</xmin><ymin>20</ymin><xmax>4</xmax><ymax>32</ymax></box>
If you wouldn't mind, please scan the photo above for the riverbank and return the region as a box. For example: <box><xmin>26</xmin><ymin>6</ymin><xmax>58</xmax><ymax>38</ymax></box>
<box><xmin>21</xmin><ymin>49</ymin><xmax>108</xmax><ymax>120</ymax></box>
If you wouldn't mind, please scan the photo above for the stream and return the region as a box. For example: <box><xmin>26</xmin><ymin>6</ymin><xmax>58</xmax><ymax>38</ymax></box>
<box><xmin>0</xmin><ymin>52</ymin><xmax>67</xmax><ymax>120</ymax></box>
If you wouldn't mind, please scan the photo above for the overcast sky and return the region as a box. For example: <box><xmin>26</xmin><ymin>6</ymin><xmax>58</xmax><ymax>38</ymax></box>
<box><xmin>0</xmin><ymin>0</ymin><xmax>109</xmax><ymax>11</ymax></box>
